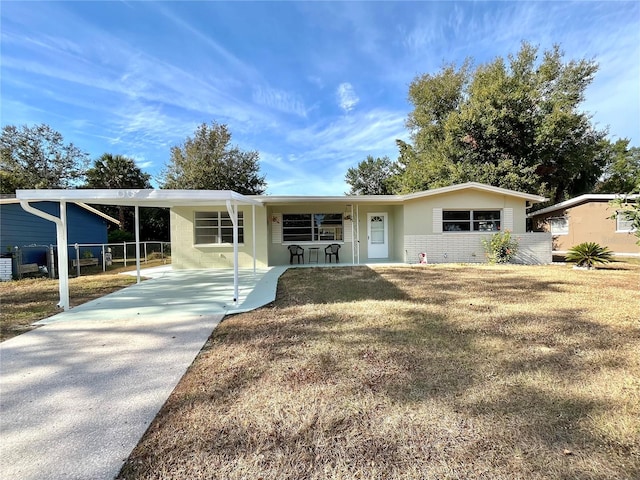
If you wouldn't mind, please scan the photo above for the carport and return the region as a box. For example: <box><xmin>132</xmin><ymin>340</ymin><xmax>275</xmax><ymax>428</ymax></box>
<box><xmin>15</xmin><ymin>189</ymin><xmax>264</xmax><ymax>311</ymax></box>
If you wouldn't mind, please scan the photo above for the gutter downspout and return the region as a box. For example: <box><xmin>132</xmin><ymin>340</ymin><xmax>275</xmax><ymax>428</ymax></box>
<box><xmin>20</xmin><ymin>200</ymin><xmax>70</xmax><ymax>310</ymax></box>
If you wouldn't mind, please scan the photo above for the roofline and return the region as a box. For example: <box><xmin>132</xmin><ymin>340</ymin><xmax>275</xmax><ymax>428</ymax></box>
<box><xmin>528</xmin><ymin>193</ymin><xmax>640</xmax><ymax>217</ymax></box>
<box><xmin>75</xmin><ymin>203</ymin><xmax>120</xmax><ymax>225</ymax></box>
<box><xmin>14</xmin><ymin>183</ymin><xmax>548</xmax><ymax>208</ymax></box>
<box><xmin>0</xmin><ymin>197</ymin><xmax>120</xmax><ymax>225</ymax></box>
<box><xmin>400</xmin><ymin>182</ymin><xmax>547</xmax><ymax>203</ymax></box>
<box><xmin>255</xmin><ymin>195</ymin><xmax>404</xmax><ymax>204</ymax></box>
<box><xmin>15</xmin><ymin>189</ymin><xmax>263</xmax><ymax>207</ymax></box>
<box><xmin>257</xmin><ymin>182</ymin><xmax>547</xmax><ymax>204</ymax></box>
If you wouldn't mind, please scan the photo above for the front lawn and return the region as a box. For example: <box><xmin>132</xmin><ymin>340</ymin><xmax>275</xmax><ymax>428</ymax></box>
<box><xmin>119</xmin><ymin>263</ymin><xmax>640</xmax><ymax>479</ymax></box>
<box><xmin>0</xmin><ymin>274</ymin><xmax>137</xmax><ymax>341</ymax></box>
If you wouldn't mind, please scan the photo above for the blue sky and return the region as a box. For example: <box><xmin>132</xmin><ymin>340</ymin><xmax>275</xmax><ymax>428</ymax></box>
<box><xmin>2</xmin><ymin>1</ymin><xmax>638</xmax><ymax>195</ymax></box>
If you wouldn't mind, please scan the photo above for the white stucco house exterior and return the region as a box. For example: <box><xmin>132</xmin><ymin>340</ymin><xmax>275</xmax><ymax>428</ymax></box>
<box><xmin>169</xmin><ymin>182</ymin><xmax>551</xmax><ymax>268</ymax></box>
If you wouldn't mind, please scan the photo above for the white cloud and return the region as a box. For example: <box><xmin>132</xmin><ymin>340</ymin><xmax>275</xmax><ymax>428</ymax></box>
<box><xmin>252</xmin><ymin>86</ymin><xmax>307</xmax><ymax>117</ymax></box>
<box><xmin>286</xmin><ymin>109</ymin><xmax>406</xmax><ymax>158</ymax></box>
<box><xmin>336</xmin><ymin>82</ymin><xmax>360</xmax><ymax>113</ymax></box>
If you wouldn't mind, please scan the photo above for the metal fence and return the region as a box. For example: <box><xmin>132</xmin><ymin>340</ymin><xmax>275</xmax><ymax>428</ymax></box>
<box><xmin>8</xmin><ymin>241</ymin><xmax>171</xmax><ymax>279</ymax></box>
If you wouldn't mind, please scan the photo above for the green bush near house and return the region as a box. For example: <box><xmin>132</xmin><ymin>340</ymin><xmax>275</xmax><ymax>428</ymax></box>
<box><xmin>566</xmin><ymin>242</ymin><xmax>613</xmax><ymax>269</ymax></box>
<box><xmin>482</xmin><ymin>230</ymin><xmax>519</xmax><ymax>264</ymax></box>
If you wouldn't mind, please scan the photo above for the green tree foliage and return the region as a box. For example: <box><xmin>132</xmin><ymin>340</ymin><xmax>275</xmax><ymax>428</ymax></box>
<box><xmin>345</xmin><ymin>156</ymin><xmax>393</xmax><ymax>195</ymax></box>
<box><xmin>84</xmin><ymin>153</ymin><xmax>157</xmax><ymax>235</ymax></box>
<box><xmin>0</xmin><ymin>124</ymin><xmax>88</xmax><ymax>193</ymax></box>
<box><xmin>595</xmin><ymin>139</ymin><xmax>640</xmax><ymax>194</ymax></box>
<box><xmin>394</xmin><ymin>43</ymin><xmax>608</xmax><ymax>203</ymax></box>
<box><xmin>610</xmin><ymin>194</ymin><xmax>640</xmax><ymax>246</ymax></box>
<box><xmin>162</xmin><ymin>122</ymin><xmax>266</xmax><ymax>194</ymax></box>
<box><xmin>85</xmin><ymin>153</ymin><xmax>152</xmax><ymax>190</ymax></box>
<box><xmin>83</xmin><ymin>153</ymin><xmax>169</xmax><ymax>240</ymax></box>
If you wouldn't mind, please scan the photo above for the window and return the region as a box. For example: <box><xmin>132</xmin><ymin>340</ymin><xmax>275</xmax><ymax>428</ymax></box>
<box><xmin>443</xmin><ymin>210</ymin><xmax>501</xmax><ymax>232</ymax></box>
<box><xmin>194</xmin><ymin>211</ymin><xmax>244</xmax><ymax>244</ymax></box>
<box><xmin>616</xmin><ymin>211</ymin><xmax>636</xmax><ymax>232</ymax></box>
<box><xmin>282</xmin><ymin>213</ymin><xmax>343</xmax><ymax>242</ymax></box>
<box><xmin>549</xmin><ymin>216</ymin><xmax>569</xmax><ymax>235</ymax></box>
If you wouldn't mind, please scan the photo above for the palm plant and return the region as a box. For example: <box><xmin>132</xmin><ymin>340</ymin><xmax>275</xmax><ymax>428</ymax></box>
<box><xmin>565</xmin><ymin>242</ymin><xmax>613</xmax><ymax>269</ymax></box>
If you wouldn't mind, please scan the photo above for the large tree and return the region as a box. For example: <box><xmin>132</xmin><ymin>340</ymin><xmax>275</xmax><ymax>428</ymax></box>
<box><xmin>0</xmin><ymin>124</ymin><xmax>88</xmax><ymax>193</ymax></box>
<box><xmin>345</xmin><ymin>155</ymin><xmax>393</xmax><ymax>195</ymax></box>
<box><xmin>595</xmin><ymin>139</ymin><xmax>640</xmax><ymax>194</ymax></box>
<box><xmin>162</xmin><ymin>122</ymin><xmax>266</xmax><ymax>194</ymax></box>
<box><xmin>83</xmin><ymin>153</ymin><xmax>159</xmax><ymax>235</ymax></box>
<box><xmin>394</xmin><ymin>43</ymin><xmax>609</xmax><ymax>203</ymax></box>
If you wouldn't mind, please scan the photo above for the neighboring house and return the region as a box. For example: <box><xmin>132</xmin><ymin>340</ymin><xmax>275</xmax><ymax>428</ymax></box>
<box><xmin>169</xmin><ymin>182</ymin><xmax>552</xmax><ymax>268</ymax></box>
<box><xmin>529</xmin><ymin>194</ymin><xmax>640</xmax><ymax>256</ymax></box>
<box><xmin>0</xmin><ymin>197</ymin><xmax>119</xmax><ymax>265</ymax></box>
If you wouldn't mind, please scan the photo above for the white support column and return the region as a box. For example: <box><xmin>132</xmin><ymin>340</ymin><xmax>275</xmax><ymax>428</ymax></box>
<box><xmin>135</xmin><ymin>205</ymin><xmax>141</xmax><ymax>284</ymax></box>
<box><xmin>356</xmin><ymin>204</ymin><xmax>361</xmax><ymax>264</ymax></box>
<box><xmin>19</xmin><ymin>200</ymin><xmax>70</xmax><ymax>310</ymax></box>
<box><xmin>226</xmin><ymin>200</ymin><xmax>239</xmax><ymax>305</ymax></box>
<box><xmin>252</xmin><ymin>204</ymin><xmax>256</xmax><ymax>275</ymax></box>
<box><xmin>350</xmin><ymin>204</ymin><xmax>355</xmax><ymax>265</ymax></box>
<box><xmin>58</xmin><ymin>201</ymin><xmax>70</xmax><ymax>309</ymax></box>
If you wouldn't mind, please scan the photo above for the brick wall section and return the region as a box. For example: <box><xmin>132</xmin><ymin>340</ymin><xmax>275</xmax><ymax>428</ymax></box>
<box><xmin>404</xmin><ymin>232</ymin><xmax>552</xmax><ymax>265</ymax></box>
<box><xmin>0</xmin><ymin>258</ymin><xmax>12</xmax><ymax>281</ymax></box>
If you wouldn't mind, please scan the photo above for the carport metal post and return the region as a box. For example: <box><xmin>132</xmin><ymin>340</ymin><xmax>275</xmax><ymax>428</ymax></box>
<box><xmin>19</xmin><ymin>200</ymin><xmax>70</xmax><ymax>310</ymax></box>
<box><xmin>134</xmin><ymin>205</ymin><xmax>141</xmax><ymax>283</ymax></box>
<box><xmin>252</xmin><ymin>204</ymin><xmax>256</xmax><ymax>274</ymax></box>
<box><xmin>226</xmin><ymin>200</ymin><xmax>239</xmax><ymax>305</ymax></box>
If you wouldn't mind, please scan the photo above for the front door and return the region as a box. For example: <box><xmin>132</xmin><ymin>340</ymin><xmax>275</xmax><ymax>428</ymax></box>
<box><xmin>367</xmin><ymin>213</ymin><xmax>388</xmax><ymax>259</ymax></box>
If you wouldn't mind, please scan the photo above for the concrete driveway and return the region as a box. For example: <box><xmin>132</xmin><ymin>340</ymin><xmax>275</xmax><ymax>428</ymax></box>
<box><xmin>0</xmin><ymin>266</ymin><xmax>285</xmax><ymax>480</ymax></box>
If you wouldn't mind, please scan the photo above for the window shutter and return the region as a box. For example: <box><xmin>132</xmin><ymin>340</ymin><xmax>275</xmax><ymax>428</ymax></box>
<box><xmin>344</xmin><ymin>219</ymin><xmax>353</xmax><ymax>242</ymax></box>
<box><xmin>433</xmin><ymin>208</ymin><xmax>443</xmax><ymax>233</ymax></box>
<box><xmin>504</xmin><ymin>208</ymin><xmax>513</xmax><ymax>231</ymax></box>
<box><xmin>271</xmin><ymin>213</ymin><xmax>282</xmax><ymax>243</ymax></box>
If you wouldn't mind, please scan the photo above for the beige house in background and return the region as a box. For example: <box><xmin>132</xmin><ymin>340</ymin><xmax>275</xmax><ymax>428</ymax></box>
<box><xmin>529</xmin><ymin>194</ymin><xmax>639</xmax><ymax>256</ymax></box>
<box><xmin>171</xmin><ymin>182</ymin><xmax>552</xmax><ymax>268</ymax></box>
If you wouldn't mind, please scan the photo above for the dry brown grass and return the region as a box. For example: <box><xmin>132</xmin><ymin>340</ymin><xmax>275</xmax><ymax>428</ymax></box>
<box><xmin>0</xmin><ymin>274</ymin><xmax>137</xmax><ymax>341</ymax></box>
<box><xmin>119</xmin><ymin>263</ymin><xmax>640</xmax><ymax>480</ymax></box>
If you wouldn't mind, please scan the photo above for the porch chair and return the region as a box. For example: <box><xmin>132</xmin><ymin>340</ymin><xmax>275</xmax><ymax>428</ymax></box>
<box><xmin>288</xmin><ymin>245</ymin><xmax>305</xmax><ymax>264</ymax></box>
<box><xmin>324</xmin><ymin>243</ymin><xmax>340</xmax><ymax>263</ymax></box>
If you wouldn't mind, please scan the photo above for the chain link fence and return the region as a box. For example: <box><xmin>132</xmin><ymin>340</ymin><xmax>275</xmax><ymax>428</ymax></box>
<box><xmin>5</xmin><ymin>241</ymin><xmax>171</xmax><ymax>280</ymax></box>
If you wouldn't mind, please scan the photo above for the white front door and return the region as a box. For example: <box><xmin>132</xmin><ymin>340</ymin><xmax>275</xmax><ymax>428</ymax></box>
<box><xmin>367</xmin><ymin>213</ymin><xmax>388</xmax><ymax>259</ymax></box>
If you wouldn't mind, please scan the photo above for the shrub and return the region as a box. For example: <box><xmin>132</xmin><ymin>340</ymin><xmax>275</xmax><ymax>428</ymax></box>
<box><xmin>108</xmin><ymin>229</ymin><xmax>134</xmax><ymax>243</ymax></box>
<box><xmin>147</xmin><ymin>252</ymin><xmax>170</xmax><ymax>261</ymax></box>
<box><xmin>482</xmin><ymin>230</ymin><xmax>519</xmax><ymax>264</ymax></box>
<box><xmin>565</xmin><ymin>242</ymin><xmax>613</xmax><ymax>269</ymax></box>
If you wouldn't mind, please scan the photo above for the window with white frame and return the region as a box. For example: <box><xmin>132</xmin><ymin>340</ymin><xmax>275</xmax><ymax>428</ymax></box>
<box><xmin>616</xmin><ymin>211</ymin><xmax>636</xmax><ymax>232</ymax></box>
<box><xmin>194</xmin><ymin>211</ymin><xmax>244</xmax><ymax>244</ymax></box>
<box><xmin>282</xmin><ymin>213</ymin><xmax>343</xmax><ymax>242</ymax></box>
<box><xmin>549</xmin><ymin>216</ymin><xmax>569</xmax><ymax>235</ymax></box>
<box><xmin>442</xmin><ymin>210</ymin><xmax>501</xmax><ymax>232</ymax></box>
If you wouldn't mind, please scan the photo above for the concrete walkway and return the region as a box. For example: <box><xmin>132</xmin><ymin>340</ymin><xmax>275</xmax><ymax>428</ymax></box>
<box><xmin>0</xmin><ymin>266</ymin><xmax>286</xmax><ymax>480</ymax></box>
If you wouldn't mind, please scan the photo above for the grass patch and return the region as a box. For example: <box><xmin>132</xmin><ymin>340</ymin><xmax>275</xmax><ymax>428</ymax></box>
<box><xmin>0</xmin><ymin>274</ymin><xmax>137</xmax><ymax>341</ymax></box>
<box><xmin>119</xmin><ymin>263</ymin><xmax>640</xmax><ymax>479</ymax></box>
